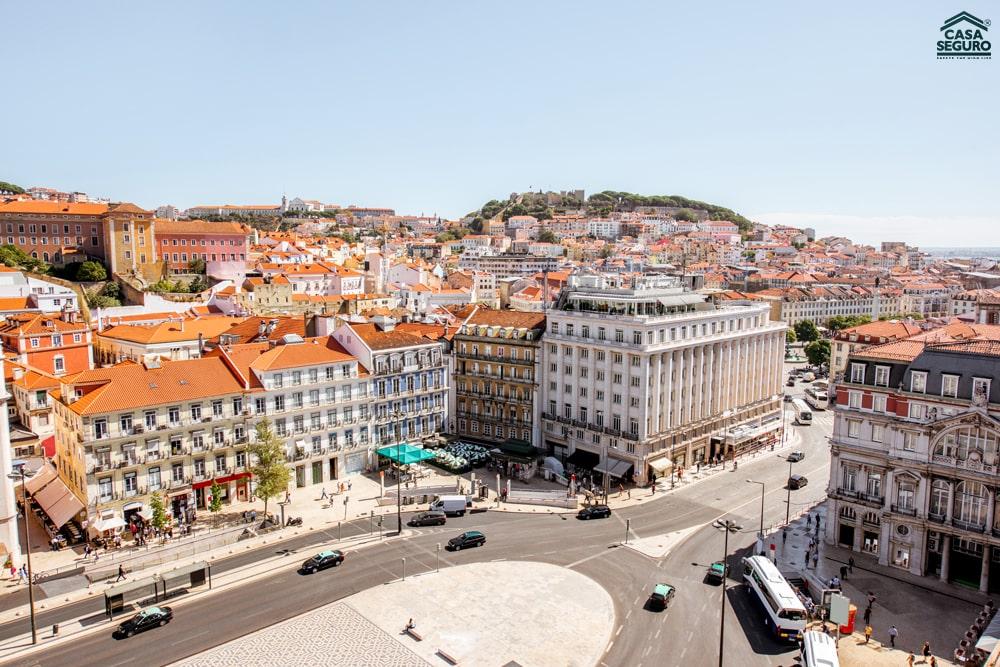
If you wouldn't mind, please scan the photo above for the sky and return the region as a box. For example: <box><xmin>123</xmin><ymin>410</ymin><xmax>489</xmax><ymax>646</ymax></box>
<box><xmin>2</xmin><ymin>1</ymin><xmax>998</xmax><ymax>247</ymax></box>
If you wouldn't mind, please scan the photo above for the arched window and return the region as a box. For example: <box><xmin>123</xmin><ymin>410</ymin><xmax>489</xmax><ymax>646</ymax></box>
<box><xmin>955</xmin><ymin>480</ymin><xmax>987</xmax><ymax>525</ymax></box>
<box><xmin>840</xmin><ymin>506</ymin><xmax>857</xmax><ymax>520</ymax></box>
<box><xmin>934</xmin><ymin>426</ymin><xmax>999</xmax><ymax>462</ymax></box>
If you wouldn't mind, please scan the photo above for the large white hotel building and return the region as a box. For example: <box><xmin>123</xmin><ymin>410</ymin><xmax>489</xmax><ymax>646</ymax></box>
<box><xmin>541</xmin><ymin>273</ymin><xmax>786</xmax><ymax>484</ymax></box>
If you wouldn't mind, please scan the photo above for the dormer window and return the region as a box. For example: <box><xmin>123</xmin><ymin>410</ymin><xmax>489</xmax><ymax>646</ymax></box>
<box><xmin>874</xmin><ymin>366</ymin><xmax>890</xmax><ymax>387</ymax></box>
<box><xmin>941</xmin><ymin>374</ymin><xmax>959</xmax><ymax>398</ymax></box>
<box><xmin>850</xmin><ymin>363</ymin><xmax>865</xmax><ymax>383</ymax></box>
<box><xmin>910</xmin><ymin>371</ymin><xmax>927</xmax><ymax>394</ymax></box>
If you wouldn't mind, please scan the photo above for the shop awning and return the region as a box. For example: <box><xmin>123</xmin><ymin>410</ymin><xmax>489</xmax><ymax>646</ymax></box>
<box><xmin>595</xmin><ymin>458</ymin><xmax>633</xmax><ymax>478</ymax></box>
<box><xmin>648</xmin><ymin>458</ymin><xmax>673</xmax><ymax>475</ymax></box>
<box><xmin>376</xmin><ymin>443</ymin><xmax>435</xmax><ymax>465</ymax></box>
<box><xmin>23</xmin><ymin>463</ymin><xmax>58</xmax><ymax>495</ymax></box>
<box><xmin>497</xmin><ymin>438</ymin><xmax>535</xmax><ymax>457</ymax></box>
<box><xmin>31</xmin><ymin>474</ymin><xmax>84</xmax><ymax>529</ymax></box>
<box><xmin>566</xmin><ymin>449</ymin><xmax>600</xmax><ymax>468</ymax></box>
<box><xmin>94</xmin><ymin>516</ymin><xmax>127</xmax><ymax>532</ymax></box>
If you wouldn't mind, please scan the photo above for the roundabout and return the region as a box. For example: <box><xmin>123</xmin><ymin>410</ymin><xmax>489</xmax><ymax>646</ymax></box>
<box><xmin>172</xmin><ymin>561</ymin><xmax>615</xmax><ymax>667</ymax></box>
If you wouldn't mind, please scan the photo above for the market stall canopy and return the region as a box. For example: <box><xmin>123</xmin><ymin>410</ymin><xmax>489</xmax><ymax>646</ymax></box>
<box><xmin>543</xmin><ymin>457</ymin><xmax>565</xmax><ymax>476</ymax></box>
<box><xmin>94</xmin><ymin>516</ymin><xmax>127</xmax><ymax>532</ymax></box>
<box><xmin>594</xmin><ymin>458</ymin><xmax>633</xmax><ymax>479</ymax></box>
<box><xmin>376</xmin><ymin>443</ymin><xmax>435</xmax><ymax>465</ymax></box>
<box><xmin>27</xmin><ymin>465</ymin><xmax>84</xmax><ymax>529</ymax></box>
<box><xmin>648</xmin><ymin>458</ymin><xmax>673</xmax><ymax>475</ymax></box>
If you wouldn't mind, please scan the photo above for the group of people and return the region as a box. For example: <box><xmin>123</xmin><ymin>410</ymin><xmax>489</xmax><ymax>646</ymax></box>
<box><xmin>6</xmin><ymin>563</ymin><xmax>29</xmax><ymax>584</ymax></box>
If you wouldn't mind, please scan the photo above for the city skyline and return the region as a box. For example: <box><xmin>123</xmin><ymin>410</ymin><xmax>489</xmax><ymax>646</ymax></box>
<box><xmin>3</xmin><ymin>1</ymin><xmax>997</xmax><ymax>247</ymax></box>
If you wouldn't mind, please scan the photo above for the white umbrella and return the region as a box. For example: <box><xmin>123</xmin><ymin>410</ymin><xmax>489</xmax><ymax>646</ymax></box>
<box><xmin>95</xmin><ymin>516</ymin><xmax>126</xmax><ymax>532</ymax></box>
<box><xmin>543</xmin><ymin>456</ymin><xmax>565</xmax><ymax>476</ymax></box>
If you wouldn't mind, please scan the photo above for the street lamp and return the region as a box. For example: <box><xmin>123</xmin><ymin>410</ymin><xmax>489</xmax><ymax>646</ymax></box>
<box><xmin>391</xmin><ymin>408</ymin><xmax>403</xmax><ymax>535</ymax></box>
<box><xmin>777</xmin><ymin>455</ymin><xmax>795</xmax><ymax>526</ymax></box>
<box><xmin>746</xmin><ymin>479</ymin><xmax>765</xmax><ymax>540</ymax></box>
<box><xmin>712</xmin><ymin>519</ymin><xmax>741</xmax><ymax>667</ymax></box>
<box><xmin>8</xmin><ymin>466</ymin><xmax>37</xmax><ymax>645</ymax></box>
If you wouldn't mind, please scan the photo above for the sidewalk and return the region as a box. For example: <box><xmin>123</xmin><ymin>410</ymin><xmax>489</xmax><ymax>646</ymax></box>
<box><xmin>772</xmin><ymin>504</ymin><xmax>981</xmax><ymax>660</ymax></box>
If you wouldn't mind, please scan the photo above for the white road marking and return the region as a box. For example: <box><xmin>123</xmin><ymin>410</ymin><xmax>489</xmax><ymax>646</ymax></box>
<box><xmin>566</xmin><ymin>549</ymin><xmax>612</xmax><ymax>569</ymax></box>
<box><xmin>654</xmin><ymin>627</ymin><xmax>661</xmax><ymax>639</ymax></box>
<box><xmin>687</xmin><ymin>630</ymin><xmax>694</xmax><ymax>641</ymax></box>
<box><xmin>616</xmin><ymin>625</ymin><xmax>623</xmax><ymax>637</ymax></box>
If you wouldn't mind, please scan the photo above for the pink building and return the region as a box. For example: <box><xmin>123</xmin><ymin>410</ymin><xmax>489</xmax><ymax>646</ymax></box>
<box><xmin>154</xmin><ymin>220</ymin><xmax>251</xmax><ymax>276</ymax></box>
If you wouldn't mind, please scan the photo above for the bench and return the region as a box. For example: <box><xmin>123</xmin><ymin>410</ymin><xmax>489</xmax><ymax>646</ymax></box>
<box><xmin>436</xmin><ymin>649</ymin><xmax>458</xmax><ymax>665</ymax></box>
<box><xmin>404</xmin><ymin>627</ymin><xmax>423</xmax><ymax>641</ymax></box>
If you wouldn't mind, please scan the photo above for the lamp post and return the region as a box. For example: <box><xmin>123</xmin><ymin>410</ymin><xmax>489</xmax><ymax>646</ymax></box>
<box><xmin>392</xmin><ymin>408</ymin><xmax>403</xmax><ymax>535</ymax></box>
<box><xmin>9</xmin><ymin>466</ymin><xmax>37</xmax><ymax>645</ymax></box>
<box><xmin>746</xmin><ymin>479</ymin><xmax>765</xmax><ymax>540</ymax></box>
<box><xmin>778</xmin><ymin>455</ymin><xmax>794</xmax><ymax>526</ymax></box>
<box><xmin>712</xmin><ymin>519</ymin><xmax>741</xmax><ymax>667</ymax></box>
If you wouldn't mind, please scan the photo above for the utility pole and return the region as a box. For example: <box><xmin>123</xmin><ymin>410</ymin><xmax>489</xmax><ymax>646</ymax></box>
<box><xmin>713</xmin><ymin>519</ymin><xmax>742</xmax><ymax>667</ymax></box>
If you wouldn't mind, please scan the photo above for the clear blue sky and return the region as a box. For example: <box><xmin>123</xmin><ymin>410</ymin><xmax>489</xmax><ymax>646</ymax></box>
<box><xmin>2</xmin><ymin>1</ymin><xmax>997</xmax><ymax>246</ymax></box>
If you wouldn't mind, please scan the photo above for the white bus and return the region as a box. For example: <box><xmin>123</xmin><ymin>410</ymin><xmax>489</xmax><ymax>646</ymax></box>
<box><xmin>742</xmin><ymin>555</ymin><xmax>808</xmax><ymax>642</ymax></box>
<box><xmin>792</xmin><ymin>399</ymin><xmax>813</xmax><ymax>425</ymax></box>
<box><xmin>804</xmin><ymin>387</ymin><xmax>828</xmax><ymax>411</ymax></box>
<box><xmin>801</xmin><ymin>629</ymin><xmax>840</xmax><ymax>667</ymax></box>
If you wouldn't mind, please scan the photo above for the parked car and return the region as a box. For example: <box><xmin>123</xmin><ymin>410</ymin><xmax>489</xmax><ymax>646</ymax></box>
<box><xmin>301</xmin><ymin>549</ymin><xmax>345</xmax><ymax>574</ymax></box>
<box><xmin>784</xmin><ymin>394</ymin><xmax>794</xmax><ymax>402</ymax></box>
<box><xmin>787</xmin><ymin>451</ymin><xmax>806</xmax><ymax>463</ymax></box>
<box><xmin>706</xmin><ymin>561</ymin><xmax>727</xmax><ymax>584</ymax></box>
<box><xmin>577</xmin><ymin>505</ymin><xmax>612</xmax><ymax>520</ymax></box>
<box><xmin>786</xmin><ymin>378</ymin><xmax>796</xmax><ymax>387</ymax></box>
<box><xmin>648</xmin><ymin>583</ymin><xmax>676</xmax><ymax>611</ymax></box>
<box><xmin>408</xmin><ymin>511</ymin><xmax>447</xmax><ymax>527</ymax></box>
<box><xmin>447</xmin><ymin>530</ymin><xmax>486</xmax><ymax>551</ymax></box>
<box><xmin>788</xmin><ymin>474</ymin><xmax>809</xmax><ymax>490</ymax></box>
<box><xmin>116</xmin><ymin>606</ymin><xmax>173</xmax><ymax>638</ymax></box>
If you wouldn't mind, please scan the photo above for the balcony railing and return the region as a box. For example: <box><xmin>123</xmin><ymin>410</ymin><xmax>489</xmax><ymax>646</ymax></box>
<box><xmin>890</xmin><ymin>504</ymin><xmax>917</xmax><ymax>517</ymax></box>
<box><xmin>952</xmin><ymin>518</ymin><xmax>987</xmax><ymax>533</ymax></box>
<box><xmin>928</xmin><ymin>512</ymin><xmax>947</xmax><ymax>524</ymax></box>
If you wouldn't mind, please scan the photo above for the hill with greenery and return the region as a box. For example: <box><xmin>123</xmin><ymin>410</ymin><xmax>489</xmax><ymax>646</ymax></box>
<box><xmin>0</xmin><ymin>181</ymin><xmax>25</xmax><ymax>195</ymax></box>
<box><xmin>466</xmin><ymin>190</ymin><xmax>753</xmax><ymax>233</ymax></box>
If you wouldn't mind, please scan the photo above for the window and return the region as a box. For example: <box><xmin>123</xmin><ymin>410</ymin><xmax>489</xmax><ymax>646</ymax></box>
<box><xmin>598</xmin><ymin>327</ymin><xmax>606</xmax><ymax>341</ymax></box>
<box><xmin>615</xmin><ymin>329</ymin><xmax>624</xmax><ymax>343</ymax></box>
<box><xmin>632</xmin><ymin>331</ymin><xmax>642</xmax><ymax>345</ymax></box>
<box><xmin>213</xmin><ymin>400</ymin><xmax>223</xmax><ymax>417</ymax></box>
<box><xmin>842</xmin><ymin>466</ymin><xmax>857</xmax><ymax>491</ymax></box>
<box><xmin>941</xmin><ymin>374</ymin><xmax>959</xmax><ymax>398</ymax></box>
<box><xmin>872</xmin><ymin>423</ymin><xmax>884</xmax><ymax>442</ymax></box>
<box><xmin>30</xmin><ymin>338</ymin><xmax>39</xmax><ymax>348</ymax></box>
<box><xmin>191</xmin><ymin>404</ymin><xmax>202</xmax><ymax>421</ymax></box>
<box><xmin>168</xmin><ymin>406</ymin><xmax>180</xmax><ymax>424</ymax></box>
<box><xmin>874</xmin><ymin>366</ymin><xmax>890</xmax><ymax>387</ymax></box>
<box><xmin>908</xmin><ymin>403</ymin><xmax>925</xmax><ymax>420</ymax></box>
<box><xmin>929</xmin><ymin>480</ymin><xmax>950</xmax><ymax>517</ymax></box>
<box><xmin>896</xmin><ymin>478</ymin><xmax>915</xmax><ymax>510</ymax></box>
<box><xmin>866</xmin><ymin>471</ymin><xmax>882</xmax><ymax>498</ymax></box>
<box><xmin>148</xmin><ymin>467</ymin><xmax>161</xmax><ymax>491</ymax></box>
<box><xmin>955</xmin><ymin>481</ymin><xmax>988</xmax><ymax>526</ymax></box>
<box><xmin>848</xmin><ymin>391</ymin><xmax>861</xmax><ymax>409</ymax></box>
<box><xmin>973</xmin><ymin>377</ymin><xmax>992</xmax><ymax>402</ymax></box>
<box><xmin>910</xmin><ymin>371</ymin><xmax>927</xmax><ymax>393</ymax></box>
<box><xmin>902</xmin><ymin>431</ymin><xmax>918</xmax><ymax>451</ymax></box>
<box><xmin>53</xmin><ymin>355</ymin><xmax>64</xmax><ymax>373</ymax></box>
<box><xmin>847</xmin><ymin>419</ymin><xmax>860</xmax><ymax>438</ymax></box>
<box><xmin>873</xmin><ymin>394</ymin><xmax>887</xmax><ymax>413</ymax></box>
<box><xmin>145</xmin><ymin>411</ymin><xmax>157</xmax><ymax>430</ymax></box>
<box><xmin>850</xmin><ymin>363</ymin><xmax>865</xmax><ymax>383</ymax></box>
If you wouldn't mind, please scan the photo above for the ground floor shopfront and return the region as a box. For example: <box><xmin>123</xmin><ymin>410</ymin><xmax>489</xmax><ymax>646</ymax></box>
<box><xmin>828</xmin><ymin>498</ymin><xmax>1000</xmax><ymax>594</ymax></box>
<box><xmin>289</xmin><ymin>448</ymin><xmax>373</xmax><ymax>489</ymax></box>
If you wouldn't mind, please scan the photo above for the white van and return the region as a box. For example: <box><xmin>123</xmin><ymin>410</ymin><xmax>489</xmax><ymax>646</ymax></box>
<box><xmin>801</xmin><ymin>630</ymin><xmax>839</xmax><ymax>667</ymax></box>
<box><xmin>429</xmin><ymin>495</ymin><xmax>469</xmax><ymax>516</ymax></box>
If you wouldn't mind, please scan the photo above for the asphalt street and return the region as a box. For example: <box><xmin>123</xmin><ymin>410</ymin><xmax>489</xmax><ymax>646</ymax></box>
<box><xmin>4</xmin><ymin>386</ymin><xmax>834</xmax><ymax>667</ymax></box>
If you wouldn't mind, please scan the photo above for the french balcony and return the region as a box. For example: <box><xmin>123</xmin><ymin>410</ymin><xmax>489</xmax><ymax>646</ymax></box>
<box><xmin>952</xmin><ymin>518</ymin><xmax>987</xmax><ymax>533</ymax></box>
<box><xmin>928</xmin><ymin>512</ymin><xmax>947</xmax><ymax>524</ymax></box>
<box><xmin>890</xmin><ymin>504</ymin><xmax>917</xmax><ymax>517</ymax></box>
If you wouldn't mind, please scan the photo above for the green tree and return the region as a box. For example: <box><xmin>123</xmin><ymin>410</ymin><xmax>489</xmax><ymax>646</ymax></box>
<box><xmin>674</xmin><ymin>208</ymin><xmax>698</xmax><ymax>222</ymax></box>
<box><xmin>804</xmin><ymin>339</ymin><xmax>831</xmax><ymax>366</ymax></box>
<box><xmin>0</xmin><ymin>244</ymin><xmax>47</xmax><ymax>273</ymax></box>
<box><xmin>786</xmin><ymin>328</ymin><xmax>797</xmax><ymax>344</ymax></box>
<box><xmin>209</xmin><ymin>480</ymin><xmax>224</xmax><ymax>513</ymax></box>
<box><xmin>188</xmin><ymin>257</ymin><xmax>206</xmax><ymax>274</ymax></box>
<box><xmin>149</xmin><ymin>491</ymin><xmax>169</xmax><ymax>533</ymax></box>
<box><xmin>188</xmin><ymin>276</ymin><xmax>208</xmax><ymax>293</ymax></box>
<box><xmin>826</xmin><ymin>315</ymin><xmax>871</xmax><ymax>332</ymax></box>
<box><xmin>249</xmin><ymin>419</ymin><xmax>291</xmax><ymax>519</ymax></box>
<box><xmin>598</xmin><ymin>246</ymin><xmax>614</xmax><ymax>259</ymax></box>
<box><xmin>0</xmin><ymin>181</ymin><xmax>25</xmax><ymax>194</ymax></box>
<box><xmin>793</xmin><ymin>319</ymin><xmax>820</xmax><ymax>342</ymax></box>
<box><xmin>100</xmin><ymin>281</ymin><xmax>121</xmax><ymax>299</ymax></box>
<box><xmin>84</xmin><ymin>291</ymin><xmax>121</xmax><ymax>309</ymax></box>
<box><xmin>75</xmin><ymin>261</ymin><xmax>107</xmax><ymax>282</ymax></box>
<box><xmin>536</xmin><ymin>228</ymin><xmax>558</xmax><ymax>243</ymax></box>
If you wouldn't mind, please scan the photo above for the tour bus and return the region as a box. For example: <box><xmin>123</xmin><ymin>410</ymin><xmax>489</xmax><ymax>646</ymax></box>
<box><xmin>742</xmin><ymin>555</ymin><xmax>808</xmax><ymax>642</ymax></box>
<box><xmin>804</xmin><ymin>387</ymin><xmax>828</xmax><ymax>411</ymax></box>
<box><xmin>792</xmin><ymin>399</ymin><xmax>813</xmax><ymax>425</ymax></box>
<box><xmin>801</xmin><ymin>629</ymin><xmax>840</xmax><ymax>667</ymax></box>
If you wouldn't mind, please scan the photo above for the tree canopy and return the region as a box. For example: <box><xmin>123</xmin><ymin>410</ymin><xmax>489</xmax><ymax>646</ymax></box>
<box><xmin>826</xmin><ymin>315</ymin><xmax>871</xmax><ymax>332</ymax></box>
<box><xmin>75</xmin><ymin>261</ymin><xmax>107</xmax><ymax>282</ymax></box>
<box><xmin>149</xmin><ymin>491</ymin><xmax>170</xmax><ymax>533</ymax></box>
<box><xmin>804</xmin><ymin>339</ymin><xmax>831</xmax><ymax>366</ymax></box>
<box><xmin>0</xmin><ymin>245</ymin><xmax>47</xmax><ymax>273</ymax></box>
<box><xmin>536</xmin><ymin>228</ymin><xmax>559</xmax><ymax>243</ymax></box>
<box><xmin>0</xmin><ymin>181</ymin><xmax>25</xmax><ymax>194</ymax></box>
<box><xmin>793</xmin><ymin>319</ymin><xmax>820</xmax><ymax>342</ymax></box>
<box><xmin>209</xmin><ymin>480</ymin><xmax>224</xmax><ymax>513</ymax></box>
<box><xmin>786</xmin><ymin>328</ymin><xmax>797</xmax><ymax>344</ymax></box>
<box><xmin>249</xmin><ymin>419</ymin><xmax>291</xmax><ymax>518</ymax></box>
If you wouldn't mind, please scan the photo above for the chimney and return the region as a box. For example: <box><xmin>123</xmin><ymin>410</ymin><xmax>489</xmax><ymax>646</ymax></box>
<box><xmin>198</xmin><ymin>332</ymin><xmax>205</xmax><ymax>355</ymax></box>
<box><xmin>12</xmin><ymin>367</ymin><xmax>23</xmax><ymax>381</ymax></box>
<box><xmin>257</xmin><ymin>320</ymin><xmax>267</xmax><ymax>337</ymax></box>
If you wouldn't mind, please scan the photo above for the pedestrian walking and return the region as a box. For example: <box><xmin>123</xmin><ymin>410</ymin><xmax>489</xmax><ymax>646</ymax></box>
<box><xmin>889</xmin><ymin>625</ymin><xmax>898</xmax><ymax>648</ymax></box>
<box><xmin>840</xmin><ymin>565</ymin><xmax>848</xmax><ymax>580</ymax></box>
<box><xmin>922</xmin><ymin>641</ymin><xmax>931</xmax><ymax>659</ymax></box>
<box><xmin>906</xmin><ymin>654</ymin><xmax>914</xmax><ymax>667</ymax></box>
<box><xmin>816</xmin><ymin>515</ymin><xmax>821</xmax><ymax>532</ymax></box>
<box><xmin>321</xmin><ymin>487</ymin><xmax>328</xmax><ymax>500</ymax></box>
<box><xmin>864</xmin><ymin>624</ymin><xmax>873</xmax><ymax>644</ymax></box>
<box><xmin>863</xmin><ymin>605</ymin><xmax>872</xmax><ymax>625</ymax></box>
<box><xmin>812</xmin><ymin>552</ymin><xmax>819</xmax><ymax>569</ymax></box>
<box><xmin>116</xmin><ymin>565</ymin><xmax>126</xmax><ymax>582</ymax></box>
<box><xmin>348</xmin><ymin>480</ymin><xmax>352</xmax><ymax>492</ymax></box>
<box><xmin>868</xmin><ymin>592</ymin><xmax>877</xmax><ymax>608</ymax></box>
<box><xmin>929</xmin><ymin>656</ymin><xmax>937</xmax><ymax>667</ymax></box>
<box><xmin>848</xmin><ymin>556</ymin><xmax>855</xmax><ymax>574</ymax></box>
<box><xmin>18</xmin><ymin>566</ymin><xmax>27</xmax><ymax>584</ymax></box>
<box><xmin>782</xmin><ymin>528</ymin><xmax>788</xmax><ymax>545</ymax></box>
<box><xmin>627</xmin><ymin>489</ymin><xmax>631</xmax><ymax>499</ymax></box>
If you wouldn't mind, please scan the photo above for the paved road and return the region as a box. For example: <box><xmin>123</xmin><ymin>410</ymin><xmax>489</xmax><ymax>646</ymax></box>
<box><xmin>5</xmin><ymin>387</ymin><xmax>834</xmax><ymax>667</ymax></box>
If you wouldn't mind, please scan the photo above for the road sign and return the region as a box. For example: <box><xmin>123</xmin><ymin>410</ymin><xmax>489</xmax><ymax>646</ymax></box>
<box><xmin>829</xmin><ymin>593</ymin><xmax>850</xmax><ymax>625</ymax></box>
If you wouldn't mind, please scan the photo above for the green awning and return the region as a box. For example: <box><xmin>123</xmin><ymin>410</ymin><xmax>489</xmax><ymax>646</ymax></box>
<box><xmin>497</xmin><ymin>438</ymin><xmax>535</xmax><ymax>457</ymax></box>
<box><xmin>376</xmin><ymin>443</ymin><xmax>436</xmax><ymax>465</ymax></box>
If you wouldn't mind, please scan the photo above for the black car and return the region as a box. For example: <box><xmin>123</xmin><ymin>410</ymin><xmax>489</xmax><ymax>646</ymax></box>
<box><xmin>788</xmin><ymin>474</ymin><xmax>809</xmax><ymax>490</ymax></box>
<box><xmin>301</xmin><ymin>549</ymin><xmax>345</xmax><ymax>573</ymax></box>
<box><xmin>117</xmin><ymin>606</ymin><xmax>173</xmax><ymax>638</ymax></box>
<box><xmin>577</xmin><ymin>505</ymin><xmax>612</xmax><ymax>520</ymax></box>
<box><xmin>447</xmin><ymin>530</ymin><xmax>485</xmax><ymax>551</ymax></box>
<box><xmin>408</xmin><ymin>511</ymin><xmax>447</xmax><ymax>527</ymax></box>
